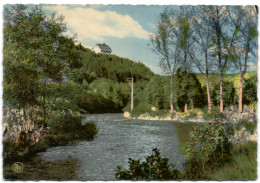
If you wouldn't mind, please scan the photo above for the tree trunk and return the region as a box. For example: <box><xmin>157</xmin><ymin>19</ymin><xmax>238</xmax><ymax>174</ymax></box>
<box><xmin>184</xmin><ymin>103</ymin><xmax>188</xmax><ymax>113</ymax></box>
<box><xmin>206</xmin><ymin>73</ymin><xmax>212</xmax><ymax>113</ymax></box>
<box><xmin>238</xmin><ymin>73</ymin><xmax>244</xmax><ymax>113</ymax></box>
<box><xmin>205</xmin><ymin>51</ymin><xmax>212</xmax><ymax>112</ymax></box>
<box><xmin>170</xmin><ymin>75</ymin><xmax>174</xmax><ymax>112</ymax></box>
<box><xmin>219</xmin><ymin>73</ymin><xmax>224</xmax><ymax>113</ymax></box>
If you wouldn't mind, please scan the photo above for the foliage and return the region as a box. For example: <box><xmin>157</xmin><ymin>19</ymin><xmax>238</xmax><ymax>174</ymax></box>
<box><xmin>115</xmin><ymin>148</ymin><xmax>182</xmax><ymax>180</ymax></box>
<box><xmin>174</xmin><ymin>68</ymin><xmax>206</xmax><ymax>111</ymax></box>
<box><xmin>78</xmin><ymin>92</ymin><xmax>120</xmax><ymax>113</ymax></box>
<box><xmin>243</xmin><ymin>75</ymin><xmax>257</xmax><ymax>105</ymax></box>
<box><xmin>208</xmin><ymin>142</ymin><xmax>257</xmax><ymax>180</ymax></box>
<box><xmin>212</xmin><ymin>80</ymin><xmax>237</xmax><ymax>107</ymax></box>
<box><xmin>226</xmin><ymin>126</ymin><xmax>235</xmax><ymax>136</ymax></box>
<box><xmin>202</xmin><ymin>106</ymin><xmax>224</xmax><ymax>120</ymax></box>
<box><xmin>241</xmin><ymin>120</ymin><xmax>257</xmax><ymax>134</ymax></box>
<box><xmin>184</xmin><ymin>123</ymin><xmax>232</xmax><ymax>179</ymax></box>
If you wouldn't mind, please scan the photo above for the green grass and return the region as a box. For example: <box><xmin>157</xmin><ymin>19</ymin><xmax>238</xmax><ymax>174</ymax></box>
<box><xmin>208</xmin><ymin>143</ymin><xmax>257</xmax><ymax>180</ymax></box>
<box><xmin>3</xmin><ymin>156</ymin><xmax>83</xmax><ymax>180</ymax></box>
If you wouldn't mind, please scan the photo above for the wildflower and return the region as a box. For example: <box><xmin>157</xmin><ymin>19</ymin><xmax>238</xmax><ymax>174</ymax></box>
<box><xmin>212</xmin><ymin>134</ymin><xmax>216</xmax><ymax>137</ymax></box>
<box><xmin>193</xmin><ymin>138</ymin><xmax>196</xmax><ymax>142</ymax></box>
<box><xmin>156</xmin><ymin>169</ymin><xmax>159</xmax><ymax>173</ymax></box>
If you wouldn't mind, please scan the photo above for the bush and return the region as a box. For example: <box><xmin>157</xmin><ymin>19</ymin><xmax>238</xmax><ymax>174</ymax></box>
<box><xmin>81</xmin><ymin>121</ymin><xmax>98</xmax><ymax>140</ymax></box>
<box><xmin>241</xmin><ymin>120</ymin><xmax>257</xmax><ymax>134</ymax></box>
<box><xmin>226</xmin><ymin>126</ymin><xmax>235</xmax><ymax>136</ymax></box>
<box><xmin>115</xmin><ymin>148</ymin><xmax>182</xmax><ymax>180</ymax></box>
<box><xmin>184</xmin><ymin>123</ymin><xmax>232</xmax><ymax>179</ymax></box>
<box><xmin>203</xmin><ymin>107</ymin><xmax>224</xmax><ymax>120</ymax></box>
<box><xmin>50</xmin><ymin>114</ymin><xmax>83</xmax><ymax>134</ymax></box>
<box><xmin>209</xmin><ymin>142</ymin><xmax>257</xmax><ymax>180</ymax></box>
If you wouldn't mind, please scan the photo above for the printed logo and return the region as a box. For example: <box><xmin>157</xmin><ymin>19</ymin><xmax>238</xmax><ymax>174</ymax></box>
<box><xmin>12</xmin><ymin>162</ymin><xmax>23</xmax><ymax>173</ymax></box>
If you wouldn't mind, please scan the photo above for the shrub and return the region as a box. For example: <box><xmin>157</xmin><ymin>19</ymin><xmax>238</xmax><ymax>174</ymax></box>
<box><xmin>115</xmin><ymin>148</ymin><xmax>182</xmax><ymax>180</ymax></box>
<box><xmin>241</xmin><ymin>120</ymin><xmax>257</xmax><ymax>134</ymax></box>
<box><xmin>184</xmin><ymin>123</ymin><xmax>232</xmax><ymax>179</ymax></box>
<box><xmin>50</xmin><ymin>114</ymin><xmax>83</xmax><ymax>134</ymax></box>
<box><xmin>203</xmin><ymin>107</ymin><xmax>224</xmax><ymax>120</ymax></box>
<box><xmin>208</xmin><ymin>142</ymin><xmax>257</xmax><ymax>180</ymax></box>
<box><xmin>226</xmin><ymin>126</ymin><xmax>235</xmax><ymax>136</ymax></box>
<box><xmin>81</xmin><ymin>121</ymin><xmax>98</xmax><ymax>140</ymax></box>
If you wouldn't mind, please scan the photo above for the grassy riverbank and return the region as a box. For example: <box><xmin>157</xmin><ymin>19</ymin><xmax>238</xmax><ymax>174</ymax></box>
<box><xmin>3</xmin><ymin>156</ymin><xmax>83</xmax><ymax>180</ymax></box>
<box><xmin>172</xmin><ymin>122</ymin><xmax>257</xmax><ymax>180</ymax></box>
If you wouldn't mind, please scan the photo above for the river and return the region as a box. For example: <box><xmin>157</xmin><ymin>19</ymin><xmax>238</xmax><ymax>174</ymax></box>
<box><xmin>40</xmin><ymin>113</ymin><xmax>185</xmax><ymax>180</ymax></box>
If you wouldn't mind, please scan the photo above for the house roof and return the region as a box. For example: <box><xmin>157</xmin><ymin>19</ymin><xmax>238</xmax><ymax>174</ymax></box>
<box><xmin>97</xmin><ymin>43</ymin><xmax>112</xmax><ymax>53</ymax></box>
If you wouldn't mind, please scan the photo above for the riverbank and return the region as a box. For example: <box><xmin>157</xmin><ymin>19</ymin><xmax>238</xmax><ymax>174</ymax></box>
<box><xmin>123</xmin><ymin>105</ymin><xmax>257</xmax><ymax>124</ymax></box>
<box><xmin>3</xmin><ymin>155</ymin><xmax>83</xmax><ymax>180</ymax></box>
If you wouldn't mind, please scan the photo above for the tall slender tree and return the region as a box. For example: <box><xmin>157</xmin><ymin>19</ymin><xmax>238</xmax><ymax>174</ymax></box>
<box><xmin>227</xmin><ymin>6</ymin><xmax>258</xmax><ymax>113</ymax></box>
<box><xmin>150</xmin><ymin>10</ymin><xmax>181</xmax><ymax>112</ymax></box>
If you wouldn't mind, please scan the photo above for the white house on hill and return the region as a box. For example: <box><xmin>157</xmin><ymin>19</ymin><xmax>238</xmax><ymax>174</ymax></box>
<box><xmin>92</xmin><ymin>43</ymin><xmax>112</xmax><ymax>54</ymax></box>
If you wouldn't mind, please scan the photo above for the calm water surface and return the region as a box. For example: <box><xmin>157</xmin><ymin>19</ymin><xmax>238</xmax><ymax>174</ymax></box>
<box><xmin>40</xmin><ymin>113</ymin><xmax>185</xmax><ymax>180</ymax></box>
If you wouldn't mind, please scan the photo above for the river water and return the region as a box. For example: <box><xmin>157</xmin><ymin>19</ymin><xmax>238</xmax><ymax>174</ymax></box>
<box><xmin>40</xmin><ymin>113</ymin><xmax>185</xmax><ymax>180</ymax></box>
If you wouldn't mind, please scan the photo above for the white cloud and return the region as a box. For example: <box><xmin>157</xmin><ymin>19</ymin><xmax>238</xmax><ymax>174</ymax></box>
<box><xmin>43</xmin><ymin>5</ymin><xmax>150</xmax><ymax>42</ymax></box>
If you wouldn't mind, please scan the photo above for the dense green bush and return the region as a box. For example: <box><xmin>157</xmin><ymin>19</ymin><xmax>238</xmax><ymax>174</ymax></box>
<box><xmin>243</xmin><ymin>75</ymin><xmax>257</xmax><ymax>105</ymax></box>
<box><xmin>184</xmin><ymin>123</ymin><xmax>232</xmax><ymax>179</ymax></box>
<box><xmin>50</xmin><ymin>114</ymin><xmax>84</xmax><ymax>134</ymax></box>
<box><xmin>115</xmin><ymin>148</ymin><xmax>182</xmax><ymax>180</ymax></box>
<box><xmin>212</xmin><ymin>81</ymin><xmax>237</xmax><ymax>107</ymax></box>
<box><xmin>203</xmin><ymin>107</ymin><xmax>224</xmax><ymax>120</ymax></box>
<box><xmin>241</xmin><ymin>120</ymin><xmax>257</xmax><ymax>134</ymax></box>
<box><xmin>226</xmin><ymin>125</ymin><xmax>235</xmax><ymax>136</ymax></box>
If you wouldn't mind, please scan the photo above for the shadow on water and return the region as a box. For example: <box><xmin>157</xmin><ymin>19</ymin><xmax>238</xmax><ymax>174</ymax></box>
<box><xmin>40</xmin><ymin>113</ymin><xmax>185</xmax><ymax>180</ymax></box>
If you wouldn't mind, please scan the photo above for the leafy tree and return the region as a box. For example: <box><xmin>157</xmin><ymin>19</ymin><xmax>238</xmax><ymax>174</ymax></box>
<box><xmin>175</xmin><ymin>68</ymin><xmax>206</xmax><ymax>112</ymax></box>
<box><xmin>212</xmin><ymin>81</ymin><xmax>237</xmax><ymax>108</ymax></box>
<box><xmin>227</xmin><ymin>6</ymin><xmax>258</xmax><ymax>112</ymax></box>
<box><xmin>242</xmin><ymin>75</ymin><xmax>257</xmax><ymax>105</ymax></box>
<box><xmin>149</xmin><ymin>11</ymin><xmax>181</xmax><ymax>112</ymax></box>
<box><xmin>3</xmin><ymin>5</ymin><xmax>78</xmax><ymax>128</ymax></box>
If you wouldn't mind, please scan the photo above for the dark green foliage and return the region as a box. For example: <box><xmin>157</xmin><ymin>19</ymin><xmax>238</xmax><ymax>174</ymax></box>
<box><xmin>51</xmin><ymin>114</ymin><xmax>83</xmax><ymax>134</ymax></box>
<box><xmin>243</xmin><ymin>75</ymin><xmax>257</xmax><ymax>105</ymax></box>
<box><xmin>184</xmin><ymin>123</ymin><xmax>233</xmax><ymax>180</ymax></box>
<box><xmin>203</xmin><ymin>107</ymin><xmax>224</xmax><ymax>120</ymax></box>
<box><xmin>241</xmin><ymin>120</ymin><xmax>257</xmax><ymax>134</ymax></box>
<box><xmin>78</xmin><ymin>50</ymin><xmax>154</xmax><ymax>83</ymax></box>
<box><xmin>226</xmin><ymin>126</ymin><xmax>235</xmax><ymax>136</ymax></box>
<box><xmin>212</xmin><ymin>81</ymin><xmax>237</xmax><ymax>107</ymax></box>
<box><xmin>174</xmin><ymin>68</ymin><xmax>206</xmax><ymax>111</ymax></box>
<box><xmin>115</xmin><ymin>148</ymin><xmax>182</xmax><ymax>180</ymax></box>
<box><xmin>78</xmin><ymin>93</ymin><xmax>121</xmax><ymax>113</ymax></box>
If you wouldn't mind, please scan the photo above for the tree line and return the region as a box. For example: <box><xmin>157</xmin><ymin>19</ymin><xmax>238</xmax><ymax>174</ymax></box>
<box><xmin>150</xmin><ymin>5</ymin><xmax>258</xmax><ymax>113</ymax></box>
